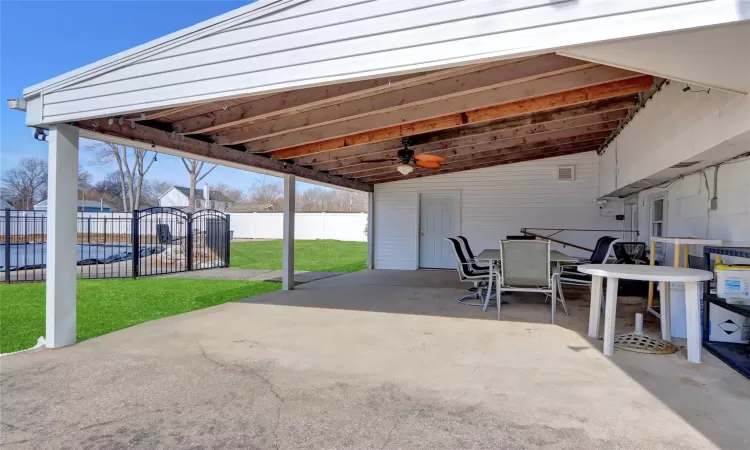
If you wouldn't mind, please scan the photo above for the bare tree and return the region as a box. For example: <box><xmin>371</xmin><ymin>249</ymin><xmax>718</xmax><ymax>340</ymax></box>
<box><xmin>181</xmin><ymin>158</ymin><xmax>217</xmax><ymax>212</ymax></box>
<box><xmin>212</xmin><ymin>182</ymin><xmax>247</xmax><ymax>204</ymax></box>
<box><xmin>296</xmin><ymin>186</ymin><xmax>367</xmax><ymax>212</ymax></box>
<box><xmin>1</xmin><ymin>157</ymin><xmax>48</xmax><ymax>209</ymax></box>
<box><xmin>247</xmin><ymin>179</ymin><xmax>284</xmax><ymax>210</ymax></box>
<box><xmin>90</xmin><ymin>142</ymin><xmax>157</xmax><ymax>211</ymax></box>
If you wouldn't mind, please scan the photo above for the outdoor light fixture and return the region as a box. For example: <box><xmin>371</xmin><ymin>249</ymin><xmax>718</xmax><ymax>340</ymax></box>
<box><xmin>682</xmin><ymin>85</ymin><xmax>710</xmax><ymax>94</ymax></box>
<box><xmin>396</xmin><ymin>163</ymin><xmax>414</xmax><ymax>175</ymax></box>
<box><xmin>6</xmin><ymin>98</ymin><xmax>26</xmax><ymax>111</ymax></box>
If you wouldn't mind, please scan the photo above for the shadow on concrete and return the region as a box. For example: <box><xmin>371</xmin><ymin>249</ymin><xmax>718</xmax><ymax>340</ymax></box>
<box><xmin>239</xmin><ymin>269</ymin><xmax>750</xmax><ymax>449</ymax></box>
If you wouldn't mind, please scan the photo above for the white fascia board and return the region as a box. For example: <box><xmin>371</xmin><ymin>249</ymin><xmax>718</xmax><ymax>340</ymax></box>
<box><xmin>21</xmin><ymin>0</ymin><xmax>302</xmax><ymax>98</ymax></box>
<box><xmin>27</xmin><ymin>0</ymin><xmax>750</xmax><ymax>126</ymax></box>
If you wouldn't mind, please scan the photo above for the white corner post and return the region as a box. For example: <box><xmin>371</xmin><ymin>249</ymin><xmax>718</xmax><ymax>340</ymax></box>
<box><xmin>282</xmin><ymin>175</ymin><xmax>295</xmax><ymax>290</ymax></box>
<box><xmin>367</xmin><ymin>192</ymin><xmax>374</xmax><ymax>269</ymax></box>
<box><xmin>46</xmin><ymin>124</ymin><xmax>79</xmax><ymax>348</ymax></box>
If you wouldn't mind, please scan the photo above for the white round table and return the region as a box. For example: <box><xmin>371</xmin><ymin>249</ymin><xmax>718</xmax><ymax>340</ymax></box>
<box><xmin>577</xmin><ymin>264</ymin><xmax>713</xmax><ymax>363</ymax></box>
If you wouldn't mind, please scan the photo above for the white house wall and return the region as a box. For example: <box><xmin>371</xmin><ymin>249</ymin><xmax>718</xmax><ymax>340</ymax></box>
<box><xmin>30</xmin><ymin>0</ymin><xmax>750</xmax><ymax>124</ymax></box>
<box><xmin>598</xmin><ymin>81</ymin><xmax>750</xmax><ymax>197</ymax></box>
<box><xmin>374</xmin><ymin>152</ymin><xmax>624</xmax><ymax>270</ymax></box>
<box><xmin>627</xmin><ymin>160</ymin><xmax>750</xmax><ymax>265</ymax></box>
<box><xmin>159</xmin><ymin>189</ymin><xmax>189</xmax><ymax>208</ymax></box>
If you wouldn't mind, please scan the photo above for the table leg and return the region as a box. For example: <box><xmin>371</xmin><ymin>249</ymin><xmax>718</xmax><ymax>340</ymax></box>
<box><xmin>602</xmin><ymin>277</ymin><xmax>619</xmax><ymax>357</ymax></box>
<box><xmin>660</xmin><ymin>281</ymin><xmax>671</xmax><ymax>341</ymax></box>
<box><xmin>685</xmin><ymin>281</ymin><xmax>702</xmax><ymax>363</ymax></box>
<box><xmin>483</xmin><ymin>260</ymin><xmax>494</xmax><ymax>312</ymax></box>
<box><xmin>588</xmin><ymin>275</ymin><xmax>604</xmax><ymax>338</ymax></box>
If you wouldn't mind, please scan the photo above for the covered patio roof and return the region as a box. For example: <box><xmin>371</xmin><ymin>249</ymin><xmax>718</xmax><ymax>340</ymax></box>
<box><xmin>72</xmin><ymin>55</ymin><xmax>658</xmax><ymax>190</ymax></box>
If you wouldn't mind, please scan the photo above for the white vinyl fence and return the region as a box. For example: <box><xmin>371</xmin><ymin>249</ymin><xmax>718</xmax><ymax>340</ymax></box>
<box><xmin>231</xmin><ymin>212</ymin><xmax>368</xmax><ymax>242</ymax></box>
<box><xmin>1</xmin><ymin>210</ymin><xmax>368</xmax><ymax>242</ymax></box>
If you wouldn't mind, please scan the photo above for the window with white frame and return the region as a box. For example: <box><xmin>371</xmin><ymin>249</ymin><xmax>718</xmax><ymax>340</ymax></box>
<box><xmin>649</xmin><ymin>194</ymin><xmax>667</xmax><ymax>257</ymax></box>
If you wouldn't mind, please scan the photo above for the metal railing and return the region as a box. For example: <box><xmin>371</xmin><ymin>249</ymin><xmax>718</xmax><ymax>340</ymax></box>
<box><xmin>1</xmin><ymin>208</ymin><xmax>231</xmax><ymax>283</ymax></box>
<box><xmin>520</xmin><ymin>227</ymin><xmax>640</xmax><ymax>253</ymax></box>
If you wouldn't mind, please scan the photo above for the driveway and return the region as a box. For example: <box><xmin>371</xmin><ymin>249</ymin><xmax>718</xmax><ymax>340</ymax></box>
<box><xmin>2</xmin><ymin>270</ymin><xmax>749</xmax><ymax>449</ymax></box>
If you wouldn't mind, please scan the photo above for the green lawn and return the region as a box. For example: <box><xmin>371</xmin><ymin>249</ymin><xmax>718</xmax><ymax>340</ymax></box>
<box><xmin>231</xmin><ymin>239</ymin><xmax>367</xmax><ymax>273</ymax></box>
<box><xmin>0</xmin><ymin>278</ymin><xmax>280</xmax><ymax>354</ymax></box>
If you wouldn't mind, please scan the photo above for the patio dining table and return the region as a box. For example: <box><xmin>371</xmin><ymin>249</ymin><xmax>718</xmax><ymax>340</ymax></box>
<box><xmin>476</xmin><ymin>249</ymin><xmax>578</xmax><ymax>311</ymax></box>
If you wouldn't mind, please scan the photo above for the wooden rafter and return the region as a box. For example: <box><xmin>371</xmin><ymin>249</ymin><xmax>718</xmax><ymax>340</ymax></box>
<box><xmin>363</xmin><ymin>146</ymin><xmax>600</xmax><ymax>184</ymax></box>
<box><xmin>170</xmin><ymin>60</ymin><xmax>515</xmax><ymax>135</ymax></box>
<box><xmin>336</xmin><ymin>137</ymin><xmax>608</xmax><ymax>178</ymax></box>
<box><xmin>253</xmin><ymin>65</ymin><xmax>640</xmax><ymax>152</ymax></box>
<box><xmin>298</xmin><ymin>97</ymin><xmax>636</xmax><ymax>169</ymax></box>
<box><xmin>268</xmin><ymin>75</ymin><xmax>653</xmax><ymax>160</ymax></box>
<box><xmin>73</xmin><ymin>120</ymin><xmax>373</xmax><ymax>192</ymax></box>
<box><xmin>213</xmin><ymin>55</ymin><xmax>594</xmax><ymax>145</ymax></box>
<box><xmin>345</xmin><ymin>131</ymin><xmax>611</xmax><ymax>180</ymax></box>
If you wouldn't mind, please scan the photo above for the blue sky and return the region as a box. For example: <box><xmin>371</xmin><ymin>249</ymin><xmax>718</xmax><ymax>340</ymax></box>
<box><xmin>0</xmin><ymin>0</ymin><xmax>319</xmax><ymax>191</ymax></box>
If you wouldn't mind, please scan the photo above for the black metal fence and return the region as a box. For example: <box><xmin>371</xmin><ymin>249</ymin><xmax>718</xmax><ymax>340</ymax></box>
<box><xmin>1</xmin><ymin>207</ymin><xmax>230</xmax><ymax>283</ymax></box>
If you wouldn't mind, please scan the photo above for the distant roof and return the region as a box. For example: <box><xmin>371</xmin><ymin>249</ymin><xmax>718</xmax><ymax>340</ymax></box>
<box><xmin>227</xmin><ymin>204</ymin><xmax>274</xmax><ymax>213</ymax></box>
<box><xmin>0</xmin><ymin>199</ymin><xmax>14</xmax><ymax>210</ymax></box>
<box><xmin>170</xmin><ymin>186</ymin><xmax>233</xmax><ymax>202</ymax></box>
<box><xmin>34</xmin><ymin>200</ymin><xmax>114</xmax><ymax>209</ymax></box>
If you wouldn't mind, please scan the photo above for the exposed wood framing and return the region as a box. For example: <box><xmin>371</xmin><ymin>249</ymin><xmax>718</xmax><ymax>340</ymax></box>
<box><xmin>298</xmin><ymin>97</ymin><xmax>636</xmax><ymax>169</ymax></box>
<box><xmin>214</xmin><ymin>56</ymin><xmax>594</xmax><ymax>145</ymax></box>
<box><xmin>170</xmin><ymin>61</ymin><xmax>514</xmax><ymax>135</ymax></box>
<box><xmin>254</xmin><ymin>65</ymin><xmax>640</xmax><ymax>152</ymax></box>
<box><xmin>73</xmin><ymin>120</ymin><xmax>373</xmax><ymax>192</ymax></box>
<box><xmin>337</xmin><ymin>137</ymin><xmax>608</xmax><ymax>178</ymax></box>
<box><xmin>365</xmin><ymin>146</ymin><xmax>600</xmax><ymax>183</ymax></box>
<box><xmin>268</xmin><ymin>75</ymin><xmax>653</xmax><ymax>160</ymax></box>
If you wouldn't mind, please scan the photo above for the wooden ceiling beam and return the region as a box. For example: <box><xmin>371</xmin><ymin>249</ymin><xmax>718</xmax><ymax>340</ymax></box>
<box><xmin>365</xmin><ymin>147</ymin><xmax>598</xmax><ymax>184</ymax></box>
<box><xmin>214</xmin><ymin>56</ymin><xmax>594</xmax><ymax>145</ymax></box>
<box><xmin>330</xmin><ymin>124</ymin><xmax>615</xmax><ymax>177</ymax></box>
<box><xmin>170</xmin><ymin>60</ymin><xmax>516</xmax><ymax>136</ymax></box>
<box><xmin>73</xmin><ymin>120</ymin><xmax>373</xmax><ymax>192</ymax></box>
<box><xmin>299</xmin><ymin>97</ymin><xmax>636</xmax><ymax>169</ymax></box>
<box><xmin>328</xmin><ymin>113</ymin><xmax>624</xmax><ymax>175</ymax></box>
<box><xmin>339</xmin><ymin>138</ymin><xmax>606</xmax><ymax>178</ymax></box>
<box><xmin>255</xmin><ymin>65</ymin><xmax>639</xmax><ymax>153</ymax></box>
<box><xmin>268</xmin><ymin>74</ymin><xmax>653</xmax><ymax>160</ymax></box>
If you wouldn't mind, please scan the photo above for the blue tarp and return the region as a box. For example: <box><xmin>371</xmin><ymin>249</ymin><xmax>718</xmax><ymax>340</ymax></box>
<box><xmin>0</xmin><ymin>244</ymin><xmax>165</xmax><ymax>270</ymax></box>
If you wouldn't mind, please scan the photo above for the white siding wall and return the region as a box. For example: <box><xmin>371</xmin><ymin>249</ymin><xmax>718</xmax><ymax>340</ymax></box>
<box><xmin>230</xmin><ymin>213</ymin><xmax>367</xmax><ymax>242</ymax></box>
<box><xmin>159</xmin><ymin>189</ymin><xmax>188</xmax><ymax>208</ymax></box>
<box><xmin>627</xmin><ymin>160</ymin><xmax>750</xmax><ymax>265</ymax></box>
<box><xmin>374</xmin><ymin>152</ymin><xmax>623</xmax><ymax>270</ymax></box>
<box><xmin>32</xmin><ymin>0</ymin><xmax>749</xmax><ymax>123</ymax></box>
<box><xmin>598</xmin><ymin>81</ymin><xmax>750</xmax><ymax>196</ymax></box>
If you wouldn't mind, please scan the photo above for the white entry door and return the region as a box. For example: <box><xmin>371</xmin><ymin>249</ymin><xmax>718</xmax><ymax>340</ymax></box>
<box><xmin>419</xmin><ymin>193</ymin><xmax>460</xmax><ymax>269</ymax></box>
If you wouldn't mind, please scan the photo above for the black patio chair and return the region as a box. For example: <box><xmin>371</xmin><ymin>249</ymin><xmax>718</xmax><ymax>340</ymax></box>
<box><xmin>446</xmin><ymin>237</ymin><xmax>494</xmax><ymax>306</ymax></box>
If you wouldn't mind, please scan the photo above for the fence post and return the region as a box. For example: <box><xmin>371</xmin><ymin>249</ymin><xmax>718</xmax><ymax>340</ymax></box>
<box><xmin>131</xmin><ymin>210</ymin><xmax>139</xmax><ymax>279</ymax></box>
<box><xmin>187</xmin><ymin>212</ymin><xmax>193</xmax><ymax>271</ymax></box>
<box><xmin>4</xmin><ymin>208</ymin><xmax>10</xmax><ymax>283</ymax></box>
<box><xmin>87</xmin><ymin>217</ymin><xmax>91</xmax><ymax>243</ymax></box>
<box><xmin>225</xmin><ymin>214</ymin><xmax>231</xmax><ymax>268</ymax></box>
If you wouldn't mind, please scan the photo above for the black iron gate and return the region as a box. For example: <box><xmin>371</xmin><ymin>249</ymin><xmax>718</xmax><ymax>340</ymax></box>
<box><xmin>133</xmin><ymin>207</ymin><xmax>230</xmax><ymax>277</ymax></box>
<box><xmin>191</xmin><ymin>209</ymin><xmax>231</xmax><ymax>271</ymax></box>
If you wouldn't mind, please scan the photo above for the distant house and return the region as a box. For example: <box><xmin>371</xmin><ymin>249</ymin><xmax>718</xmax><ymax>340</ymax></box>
<box><xmin>0</xmin><ymin>199</ymin><xmax>14</xmax><ymax>210</ymax></box>
<box><xmin>34</xmin><ymin>200</ymin><xmax>114</xmax><ymax>213</ymax></box>
<box><xmin>158</xmin><ymin>185</ymin><xmax>233</xmax><ymax>212</ymax></box>
<box><xmin>226</xmin><ymin>204</ymin><xmax>274</xmax><ymax>213</ymax></box>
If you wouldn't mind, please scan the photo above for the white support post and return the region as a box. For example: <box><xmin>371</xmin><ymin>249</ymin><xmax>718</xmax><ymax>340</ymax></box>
<box><xmin>367</xmin><ymin>192</ymin><xmax>374</xmax><ymax>270</ymax></box>
<box><xmin>282</xmin><ymin>175</ymin><xmax>295</xmax><ymax>290</ymax></box>
<box><xmin>46</xmin><ymin>124</ymin><xmax>79</xmax><ymax>348</ymax></box>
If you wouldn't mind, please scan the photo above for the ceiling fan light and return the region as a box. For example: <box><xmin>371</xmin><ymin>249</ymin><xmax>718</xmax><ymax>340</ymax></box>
<box><xmin>396</xmin><ymin>163</ymin><xmax>414</xmax><ymax>175</ymax></box>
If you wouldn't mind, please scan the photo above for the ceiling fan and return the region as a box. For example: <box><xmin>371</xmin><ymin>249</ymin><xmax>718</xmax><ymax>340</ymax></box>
<box><xmin>364</xmin><ymin>138</ymin><xmax>446</xmax><ymax>175</ymax></box>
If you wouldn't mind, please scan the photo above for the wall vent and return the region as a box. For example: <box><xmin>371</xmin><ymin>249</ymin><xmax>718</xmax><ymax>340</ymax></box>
<box><xmin>557</xmin><ymin>165</ymin><xmax>575</xmax><ymax>181</ymax></box>
<box><xmin>669</xmin><ymin>161</ymin><xmax>701</xmax><ymax>169</ymax></box>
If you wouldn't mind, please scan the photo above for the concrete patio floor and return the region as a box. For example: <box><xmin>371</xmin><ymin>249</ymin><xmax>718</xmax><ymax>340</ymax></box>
<box><xmin>1</xmin><ymin>270</ymin><xmax>749</xmax><ymax>449</ymax></box>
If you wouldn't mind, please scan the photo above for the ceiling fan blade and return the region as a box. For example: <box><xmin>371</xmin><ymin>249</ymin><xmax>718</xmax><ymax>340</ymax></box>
<box><xmin>414</xmin><ymin>153</ymin><xmax>446</xmax><ymax>162</ymax></box>
<box><xmin>415</xmin><ymin>160</ymin><xmax>441</xmax><ymax>169</ymax></box>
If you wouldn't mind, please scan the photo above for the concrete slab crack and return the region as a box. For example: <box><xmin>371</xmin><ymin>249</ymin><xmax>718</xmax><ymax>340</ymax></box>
<box><xmin>380</xmin><ymin>420</ymin><xmax>401</xmax><ymax>450</ymax></box>
<box><xmin>195</xmin><ymin>340</ymin><xmax>284</xmax><ymax>449</ymax></box>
